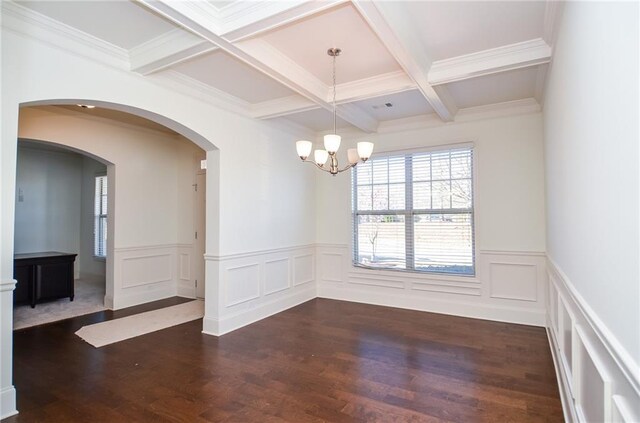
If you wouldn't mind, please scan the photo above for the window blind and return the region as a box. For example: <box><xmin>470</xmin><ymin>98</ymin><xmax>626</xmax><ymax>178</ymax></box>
<box><xmin>94</xmin><ymin>175</ymin><xmax>108</xmax><ymax>258</ymax></box>
<box><xmin>352</xmin><ymin>147</ymin><xmax>474</xmax><ymax>275</ymax></box>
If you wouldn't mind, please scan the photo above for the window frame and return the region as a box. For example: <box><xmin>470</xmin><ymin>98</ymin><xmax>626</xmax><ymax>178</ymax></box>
<box><xmin>94</xmin><ymin>173</ymin><xmax>108</xmax><ymax>260</ymax></box>
<box><xmin>351</xmin><ymin>143</ymin><xmax>476</xmax><ymax>277</ymax></box>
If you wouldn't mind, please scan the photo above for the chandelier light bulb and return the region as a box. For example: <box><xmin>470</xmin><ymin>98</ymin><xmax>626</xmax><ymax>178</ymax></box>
<box><xmin>357</xmin><ymin>142</ymin><xmax>374</xmax><ymax>161</ymax></box>
<box><xmin>296</xmin><ymin>140</ymin><xmax>313</xmax><ymax>160</ymax></box>
<box><xmin>347</xmin><ymin>148</ymin><xmax>359</xmax><ymax>164</ymax></box>
<box><xmin>314</xmin><ymin>149</ymin><xmax>329</xmax><ymax>166</ymax></box>
<box><xmin>323</xmin><ymin>134</ymin><xmax>341</xmax><ymax>154</ymax></box>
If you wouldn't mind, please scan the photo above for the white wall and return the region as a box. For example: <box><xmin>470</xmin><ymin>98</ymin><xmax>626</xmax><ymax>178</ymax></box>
<box><xmin>79</xmin><ymin>155</ymin><xmax>107</xmax><ymax>281</ymax></box>
<box><xmin>543</xmin><ymin>2</ymin><xmax>639</xmax><ymax>422</ymax></box>
<box><xmin>14</xmin><ymin>144</ymin><xmax>83</xmax><ymax>279</ymax></box>
<box><xmin>316</xmin><ymin>113</ymin><xmax>548</xmax><ymax>326</ymax></box>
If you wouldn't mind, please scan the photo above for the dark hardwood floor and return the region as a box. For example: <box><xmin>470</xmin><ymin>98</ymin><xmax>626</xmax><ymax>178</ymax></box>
<box><xmin>5</xmin><ymin>298</ymin><xmax>563</xmax><ymax>422</ymax></box>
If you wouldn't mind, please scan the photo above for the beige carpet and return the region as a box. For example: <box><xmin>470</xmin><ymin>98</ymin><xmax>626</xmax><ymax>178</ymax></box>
<box><xmin>14</xmin><ymin>278</ymin><xmax>107</xmax><ymax>330</ymax></box>
<box><xmin>75</xmin><ymin>300</ymin><xmax>204</xmax><ymax>348</ymax></box>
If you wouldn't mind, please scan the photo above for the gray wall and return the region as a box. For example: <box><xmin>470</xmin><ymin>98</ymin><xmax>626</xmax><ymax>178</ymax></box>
<box><xmin>14</xmin><ymin>141</ymin><xmax>106</xmax><ymax>280</ymax></box>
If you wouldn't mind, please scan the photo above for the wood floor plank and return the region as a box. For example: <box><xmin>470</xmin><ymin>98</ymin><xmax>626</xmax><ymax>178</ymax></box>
<box><xmin>4</xmin><ymin>297</ymin><xmax>563</xmax><ymax>422</ymax></box>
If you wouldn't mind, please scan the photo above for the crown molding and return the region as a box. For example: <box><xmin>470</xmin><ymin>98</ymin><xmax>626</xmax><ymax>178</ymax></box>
<box><xmin>543</xmin><ymin>0</ymin><xmax>565</xmax><ymax>49</ymax></box>
<box><xmin>454</xmin><ymin>98</ymin><xmax>541</xmax><ymax>122</ymax></box>
<box><xmin>152</xmin><ymin>69</ymin><xmax>252</xmax><ymax>118</ymax></box>
<box><xmin>252</xmin><ymin>71</ymin><xmax>416</xmax><ymax>120</ymax></box>
<box><xmin>534</xmin><ymin>63</ymin><xmax>549</xmax><ymax>106</ymax></box>
<box><xmin>428</xmin><ymin>38</ymin><xmax>552</xmax><ymax>86</ymax></box>
<box><xmin>335</xmin><ymin>70</ymin><xmax>416</xmax><ymax>104</ymax></box>
<box><xmin>251</xmin><ymin>95</ymin><xmax>318</xmax><ymax>119</ymax></box>
<box><xmin>374</xmin><ymin>98</ymin><xmax>541</xmax><ymax>135</ymax></box>
<box><xmin>1</xmin><ymin>1</ymin><xmax>129</xmax><ymax>70</ymax></box>
<box><xmin>129</xmin><ymin>28</ymin><xmax>216</xmax><ymax>75</ymax></box>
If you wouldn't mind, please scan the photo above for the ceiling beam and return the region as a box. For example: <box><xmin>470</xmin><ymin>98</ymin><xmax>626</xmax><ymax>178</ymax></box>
<box><xmin>352</xmin><ymin>1</ymin><xmax>457</xmax><ymax>122</ymax></box>
<box><xmin>136</xmin><ymin>0</ymin><xmax>378</xmax><ymax>133</ymax></box>
<box><xmin>251</xmin><ymin>70</ymin><xmax>416</xmax><ymax>119</ymax></box>
<box><xmin>131</xmin><ymin>0</ymin><xmax>345</xmax><ymax>76</ymax></box>
<box><xmin>428</xmin><ymin>38</ymin><xmax>552</xmax><ymax>86</ymax></box>
<box><xmin>129</xmin><ymin>29</ymin><xmax>216</xmax><ymax>75</ymax></box>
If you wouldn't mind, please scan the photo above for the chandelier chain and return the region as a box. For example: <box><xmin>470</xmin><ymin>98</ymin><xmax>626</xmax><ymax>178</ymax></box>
<box><xmin>332</xmin><ymin>52</ymin><xmax>336</xmax><ymax>134</ymax></box>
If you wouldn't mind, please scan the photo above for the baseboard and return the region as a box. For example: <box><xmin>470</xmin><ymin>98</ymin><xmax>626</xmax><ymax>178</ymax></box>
<box><xmin>0</xmin><ymin>386</ymin><xmax>18</xmax><ymax>419</ymax></box>
<box><xmin>318</xmin><ymin>284</ymin><xmax>546</xmax><ymax>327</ymax></box>
<box><xmin>546</xmin><ymin>327</ymin><xmax>578</xmax><ymax>423</ymax></box>
<box><xmin>203</xmin><ymin>286</ymin><xmax>316</xmax><ymax>336</ymax></box>
<box><xmin>111</xmin><ymin>286</ymin><xmax>175</xmax><ymax>310</ymax></box>
<box><xmin>177</xmin><ymin>281</ymin><xmax>196</xmax><ymax>299</ymax></box>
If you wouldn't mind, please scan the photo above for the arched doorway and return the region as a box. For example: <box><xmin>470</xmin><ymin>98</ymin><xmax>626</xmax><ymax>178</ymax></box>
<box><xmin>16</xmin><ymin>103</ymin><xmax>214</xmax><ymax>310</ymax></box>
<box><xmin>13</xmin><ymin>138</ymin><xmax>114</xmax><ymax>328</ymax></box>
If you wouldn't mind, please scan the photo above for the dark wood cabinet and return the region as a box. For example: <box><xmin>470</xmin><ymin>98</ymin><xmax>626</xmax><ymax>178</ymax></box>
<box><xmin>14</xmin><ymin>252</ymin><xmax>77</xmax><ymax>308</ymax></box>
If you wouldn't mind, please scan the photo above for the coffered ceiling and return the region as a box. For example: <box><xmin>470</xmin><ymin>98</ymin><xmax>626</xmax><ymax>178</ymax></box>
<box><xmin>11</xmin><ymin>0</ymin><xmax>560</xmax><ymax>135</ymax></box>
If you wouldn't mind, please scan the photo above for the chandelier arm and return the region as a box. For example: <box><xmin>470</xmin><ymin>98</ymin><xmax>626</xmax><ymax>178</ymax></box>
<box><xmin>302</xmin><ymin>159</ymin><xmax>332</xmax><ymax>173</ymax></box>
<box><xmin>337</xmin><ymin>163</ymin><xmax>357</xmax><ymax>173</ymax></box>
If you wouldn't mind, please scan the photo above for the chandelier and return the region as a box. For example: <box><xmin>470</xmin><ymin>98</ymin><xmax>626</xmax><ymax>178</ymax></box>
<box><xmin>295</xmin><ymin>48</ymin><xmax>374</xmax><ymax>175</ymax></box>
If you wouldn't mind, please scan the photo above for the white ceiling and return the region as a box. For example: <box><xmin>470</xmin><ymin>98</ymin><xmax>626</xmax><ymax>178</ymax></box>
<box><xmin>13</xmin><ymin>0</ymin><xmax>557</xmax><ymax>134</ymax></box>
<box><xmin>170</xmin><ymin>51</ymin><xmax>295</xmax><ymax>103</ymax></box>
<box><xmin>447</xmin><ymin>67</ymin><xmax>539</xmax><ymax>109</ymax></box>
<box><xmin>276</xmin><ymin>108</ymin><xmax>351</xmax><ymax>133</ymax></box>
<box><xmin>261</xmin><ymin>3</ymin><xmax>402</xmax><ymax>85</ymax></box>
<box><xmin>19</xmin><ymin>1</ymin><xmax>177</xmax><ymax>50</ymax></box>
<box><xmin>404</xmin><ymin>1</ymin><xmax>546</xmax><ymax>61</ymax></box>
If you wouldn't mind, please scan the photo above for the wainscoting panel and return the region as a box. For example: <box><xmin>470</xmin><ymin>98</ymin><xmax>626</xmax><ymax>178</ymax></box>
<box><xmin>264</xmin><ymin>258</ymin><xmax>290</xmax><ymax>296</ymax></box>
<box><xmin>112</xmin><ymin>244</ymin><xmax>192</xmax><ymax>309</ymax></box>
<box><xmin>316</xmin><ymin>244</ymin><xmax>546</xmax><ymax>326</ymax></box>
<box><xmin>489</xmin><ymin>262</ymin><xmax>537</xmax><ymax>301</ymax></box>
<box><xmin>547</xmin><ymin>258</ymin><xmax>640</xmax><ymax>423</ymax></box>
<box><xmin>177</xmin><ymin>244</ymin><xmax>195</xmax><ymax>298</ymax></box>
<box><xmin>203</xmin><ymin>245</ymin><xmax>316</xmax><ymax>336</ymax></box>
<box><xmin>319</xmin><ymin>252</ymin><xmax>343</xmax><ymax>283</ymax></box>
<box><xmin>293</xmin><ymin>254</ymin><xmax>314</xmax><ymax>286</ymax></box>
<box><xmin>121</xmin><ymin>254</ymin><xmax>172</xmax><ymax>289</ymax></box>
<box><xmin>225</xmin><ymin>263</ymin><xmax>260</xmax><ymax>307</ymax></box>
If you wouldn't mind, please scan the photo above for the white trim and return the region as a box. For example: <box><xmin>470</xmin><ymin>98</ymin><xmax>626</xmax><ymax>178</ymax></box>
<box><xmin>546</xmin><ymin>327</ymin><xmax>579</xmax><ymax>423</ymax></box>
<box><xmin>153</xmin><ymin>70</ymin><xmax>252</xmax><ymax>119</ymax></box>
<box><xmin>204</xmin><ymin>243</ymin><xmax>316</xmax><ymax>262</ymax></box>
<box><xmin>203</xmin><ymin>285</ymin><xmax>315</xmax><ymax>336</ymax></box>
<box><xmin>0</xmin><ymin>386</ymin><xmax>18</xmax><ymax>419</ymax></box>
<box><xmin>129</xmin><ymin>29</ymin><xmax>215</xmax><ymax>75</ymax></box>
<box><xmin>0</xmin><ymin>279</ymin><xmax>16</xmax><ymax>292</ymax></box>
<box><xmin>428</xmin><ymin>38</ymin><xmax>551</xmax><ymax>86</ymax></box>
<box><xmin>376</xmin><ymin>98</ymin><xmax>541</xmax><ymax>135</ymax></box>
<box><xmin>548</xmin><ymin>257</ymin><xmax>640</xmax><ymax>396</ymax></box>
<box><xmin>543</xmin><ymin>0</ymin><xmax>565</xmax><ymax>48</ymax></box>
<box><xmin>480</xmin><ymin>249</ymin><xmax>546</xmax><ymax>257</ymax></box>
<box><xmin>335</xmin><ymin>71</ymin><xmax>416</xmax><ymax>104</ymax></box>
<box><xmin>352</xmin><ymin>1</ymin><xmax>456</xmax><ymax>122</ymax></box>
<box><xmin>251</xmin><ymin>95</ymin><xmax>318</xmax><ymax>120</ymax></box>
<box><xmin>574</xmin><ymin>324</ymin><xmax>614</xmax><ymax>421</ymax></box>
<box><xmin>319</xmin><ymin>284</ymin><xmax>546</xmax><ymax>326</ymax></box>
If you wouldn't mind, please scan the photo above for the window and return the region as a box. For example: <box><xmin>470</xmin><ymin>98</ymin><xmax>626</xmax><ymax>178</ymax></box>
<box><xmin>94</xmin><ymin>175</ymin><xmax>107</xmax><ymax>258</ymax></box>
<box><xmin>352</xmin><ymin>146</ymin><xmax>474</xmax><ymax>275</ymax></box>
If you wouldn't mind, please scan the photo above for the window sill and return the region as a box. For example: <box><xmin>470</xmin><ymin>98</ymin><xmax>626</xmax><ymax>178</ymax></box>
<box><xmin>350</xmin><ymin>263</ymin><xmax>479</xmax><ymax>284</ymax></box>
<box><xmin>93</xmin><ymin>256</ymin><xmax>106</xmax><ymax>262</ymax></box>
